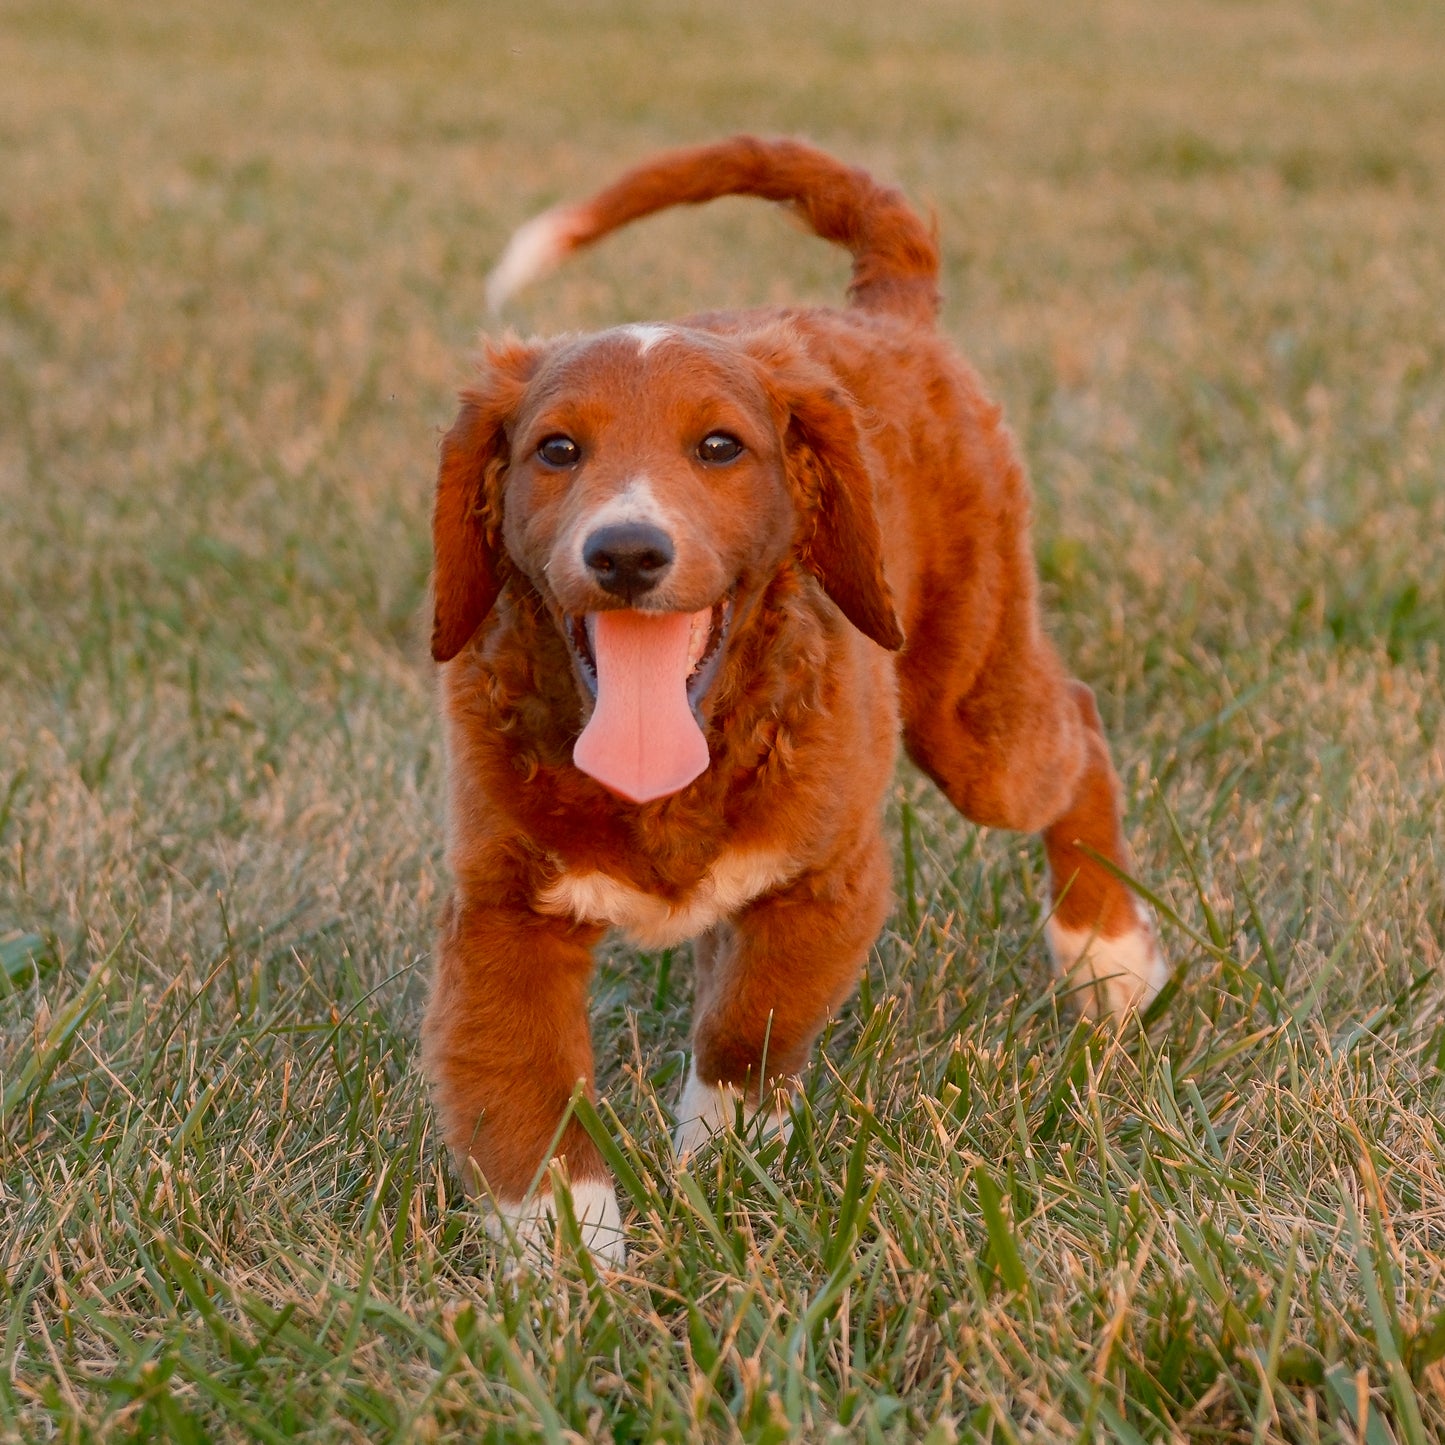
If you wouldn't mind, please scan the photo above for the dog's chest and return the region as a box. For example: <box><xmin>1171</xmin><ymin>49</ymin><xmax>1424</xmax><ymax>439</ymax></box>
<box><xmin>536</xmin><ymin>847</ymin><xmax>795</xmax><ymax>949</ymax></box>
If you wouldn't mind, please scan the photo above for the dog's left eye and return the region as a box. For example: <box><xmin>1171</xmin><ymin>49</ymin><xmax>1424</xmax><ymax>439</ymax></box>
<box><xmin>696</xmin><ymin>432</ymin><xmax>744</xmax><ymax>465</ymax></box>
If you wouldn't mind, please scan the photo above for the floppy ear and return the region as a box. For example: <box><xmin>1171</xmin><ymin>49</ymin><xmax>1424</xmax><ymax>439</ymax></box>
<box><xmin>788</xmin><ymin>392</ymin><xmax>905</xmax><ymax>650</ymax></box>
<box><xmin>754</xmin><ymin>342</ymin><xmax>905</xmax><ymax>651</ymax></box>
<box><xmin>431</xmin><ymin>340</ymin><xmax>539</xmax><ymax>662</ymax></box>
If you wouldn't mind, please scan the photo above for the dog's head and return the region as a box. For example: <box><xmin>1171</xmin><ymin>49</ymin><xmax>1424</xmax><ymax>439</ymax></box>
<box><xmin>431</xmin><ymin>322</ymin><xmax>903</xmax><ymax>798</ymax></box>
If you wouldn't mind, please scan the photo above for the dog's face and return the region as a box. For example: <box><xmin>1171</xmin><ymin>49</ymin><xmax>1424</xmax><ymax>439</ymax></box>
<box><xmin>431</xmin><ymin>323</ymin><xmax>904</xmax><ymax>735</ymax></box>
<box><xmin>499</xmin><ymin>327</ymin><xmax>797</xmax><ymax>711</ymax></box>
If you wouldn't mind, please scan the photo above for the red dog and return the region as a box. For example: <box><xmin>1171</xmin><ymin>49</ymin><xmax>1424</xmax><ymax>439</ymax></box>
<box><xmin>423</xmin><ymin>137</ymin><xmax>1166</xmax><ymax>1264</ymax></box>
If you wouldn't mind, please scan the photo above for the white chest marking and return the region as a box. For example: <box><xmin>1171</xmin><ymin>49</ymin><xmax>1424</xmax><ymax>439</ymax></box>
<box><xmin>537</xmin><ymin>848</ymin><xmax>795</xmax><ymax>949</ymax></box>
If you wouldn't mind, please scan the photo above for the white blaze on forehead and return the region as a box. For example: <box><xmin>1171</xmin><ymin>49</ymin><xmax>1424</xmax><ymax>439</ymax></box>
<box><xmin>617</xmin><ymin>323</ymin><xmax>674</xmax><ymax>354</ymax></box>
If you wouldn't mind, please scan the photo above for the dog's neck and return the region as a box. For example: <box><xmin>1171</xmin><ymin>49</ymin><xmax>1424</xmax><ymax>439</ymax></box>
<box><xmin>454</xmin><ymin>567</ymin><xmax>842</xmax><ymax>891</ymax></box>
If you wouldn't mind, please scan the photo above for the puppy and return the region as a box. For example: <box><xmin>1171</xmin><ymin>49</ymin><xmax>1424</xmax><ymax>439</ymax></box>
<box><xmin>422</xmin><ymin>136</ymin><xmax>1167</xmax><ymax>1264</ymax></box>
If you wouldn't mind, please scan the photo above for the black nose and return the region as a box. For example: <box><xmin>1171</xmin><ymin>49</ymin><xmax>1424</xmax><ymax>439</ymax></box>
<box><xmin>582</xmin><ymin>522</ymin><xmax>675</xmax><ymax>598</ymax></box>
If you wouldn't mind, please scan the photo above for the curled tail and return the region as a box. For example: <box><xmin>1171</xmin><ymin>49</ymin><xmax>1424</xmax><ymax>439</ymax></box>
<box><xmin>486</xmin><ymin>135</ymin><xmax>940</xmax><ymax>324</ymax></box>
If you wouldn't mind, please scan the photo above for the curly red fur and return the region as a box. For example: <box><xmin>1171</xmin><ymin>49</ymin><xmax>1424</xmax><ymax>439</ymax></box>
<box><xmin>422</xmin><ymin>137</ymin><xmax>1166</xmax><ymax>1220</ymax></box>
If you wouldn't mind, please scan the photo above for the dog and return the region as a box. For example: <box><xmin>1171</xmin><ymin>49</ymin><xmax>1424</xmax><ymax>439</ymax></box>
<box><xmin>422</xmin><ymin>136</ymin><xmax>1167</xmax><ymax>1265</ymax></box>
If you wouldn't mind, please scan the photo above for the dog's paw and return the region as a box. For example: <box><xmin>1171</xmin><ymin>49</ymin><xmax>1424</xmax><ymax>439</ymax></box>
<box><xmin>672</xmin><ymin>1061</ymin><xmax>792</xmax><ymax>1162</ymax></box>
<box><xmin>489</xmin><ymin>1178</ymin><xmax>627</xmax><ymax>1269</ymax></box>
<box><xmin>1046</xmin><ymin>910</ymin><xmax>1168</xmax><ymax>1019</ymax></box>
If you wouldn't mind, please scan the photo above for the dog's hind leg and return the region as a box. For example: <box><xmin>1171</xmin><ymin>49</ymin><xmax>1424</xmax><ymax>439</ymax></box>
<box><xmin>675</xmin><ymin>833</ymin><xmax>892</xmax><ymax>1158</ymax></box>
<box><xmin>1035</xmin><ymin>679</ymin><xmax>1169</xmax><ymax>1014</ymax></box>
<box><xmin>899</xmin><ymin>608</ymin><xmax>1166</xmax><ymax>1017</ymax></box>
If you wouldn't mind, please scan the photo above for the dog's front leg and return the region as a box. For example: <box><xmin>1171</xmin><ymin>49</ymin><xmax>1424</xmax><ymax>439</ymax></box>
<box><xmin>422</xmin><ymin>896</ymin><xmax>625</xmax><ymax>1265</ymax></box>
<box><xmin>676</xmin><ymin>832</ymin><xmax>892</xmax><ymax>1158</ymax></box>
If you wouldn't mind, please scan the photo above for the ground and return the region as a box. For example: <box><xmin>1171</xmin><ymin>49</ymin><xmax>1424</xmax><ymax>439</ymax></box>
<box><xmin>1</xmin><ymin>0</ymin><xmax>1442</xmax><ymax>1439</ymax></box>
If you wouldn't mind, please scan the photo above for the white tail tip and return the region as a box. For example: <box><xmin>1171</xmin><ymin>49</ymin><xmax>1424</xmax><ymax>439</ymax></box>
<box><xmin>485</xmin><ymin>208</ymin><xmax>578</xmax><ymax>312</ymax></box>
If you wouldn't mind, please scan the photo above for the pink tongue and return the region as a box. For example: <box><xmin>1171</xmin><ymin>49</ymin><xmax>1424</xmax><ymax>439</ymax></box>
<box><xmin>573</xmin><ymin>609</ymin><xmax>711</xmax><ymax>803</ymax></box>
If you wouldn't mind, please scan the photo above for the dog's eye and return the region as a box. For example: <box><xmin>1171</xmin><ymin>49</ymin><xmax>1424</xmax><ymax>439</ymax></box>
<box><xmin>537</xmin><ymin>435</ymin><xmax>581</xmax><ymax>468</ymax></box>
<box><xmin>696</xmin><ymin>432</ymin><xmax>744</xmax><ymax>465</ymax></box>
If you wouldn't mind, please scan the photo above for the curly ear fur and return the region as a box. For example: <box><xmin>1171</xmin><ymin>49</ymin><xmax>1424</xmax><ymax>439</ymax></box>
<box><xmin>431</xmin><ymin>340</ymin><xmax>540</xmax><ymax>663</ymax></box>
<box><xmin>747</xmin><ymin>334</ymin><xmax>905</xmax><ymax>651</ymax></box>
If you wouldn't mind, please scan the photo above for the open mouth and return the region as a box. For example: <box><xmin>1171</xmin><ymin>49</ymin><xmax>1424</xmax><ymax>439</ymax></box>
<box><xmin>566</xmin><ymin>592</ymin><xmax>733</xmax><ymax>720</ymax></box>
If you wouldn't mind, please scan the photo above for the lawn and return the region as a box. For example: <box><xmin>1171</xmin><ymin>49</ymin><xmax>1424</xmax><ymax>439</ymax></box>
<box><xmin>2</xmin><ymin>0</ymin><xmax>1443</xmax><ymax>1438</ymax></box>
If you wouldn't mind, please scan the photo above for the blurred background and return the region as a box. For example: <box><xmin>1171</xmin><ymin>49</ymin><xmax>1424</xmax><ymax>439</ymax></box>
<box><xmin>2</xmin><ymin>0</ymin><xmax>1442</xmax><ymax>1437</ymax></box>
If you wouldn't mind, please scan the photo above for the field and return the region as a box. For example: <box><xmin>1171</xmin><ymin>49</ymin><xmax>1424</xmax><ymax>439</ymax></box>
<box><xmin>2</xmin><ymin>0</ymin><xmax>1443</xmax><ymax>1438</ymax></box>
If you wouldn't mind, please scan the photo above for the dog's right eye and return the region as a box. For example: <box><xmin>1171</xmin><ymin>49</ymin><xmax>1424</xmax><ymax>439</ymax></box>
<box><xmin>537</xmin><ymin>435</ymin><xmax>581</xmax><ymax>468</ymax></box>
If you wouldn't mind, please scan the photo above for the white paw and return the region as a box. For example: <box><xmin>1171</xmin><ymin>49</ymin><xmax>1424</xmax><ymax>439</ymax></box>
<box><xmin>1046</xmin><ymin>911</ymin><xmax>1168</xmax><ymax>1018</ymax></box>
<box><xmin>672</xmin><ymin>1060</ymin><xmax>792</xmax><ymax>1161</ymax></box>
<box><xmin>489</xmin><ymin>1178</ymin><xmax>626</xmax><ymax>1268</ymax></box>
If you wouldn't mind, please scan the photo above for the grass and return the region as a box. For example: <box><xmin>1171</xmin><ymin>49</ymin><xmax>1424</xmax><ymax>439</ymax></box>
<box><xmin>2</xmin><ymin>0</ymin><xmax>1443</xmax><ymax>1437</ymax></box>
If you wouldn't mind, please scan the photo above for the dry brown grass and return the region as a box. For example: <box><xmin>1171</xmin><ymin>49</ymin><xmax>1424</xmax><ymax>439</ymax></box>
<box><xmin>2</xmin><ymin>0</ymin><xmax>1442</xmax><ymax>1438</ymax></box>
